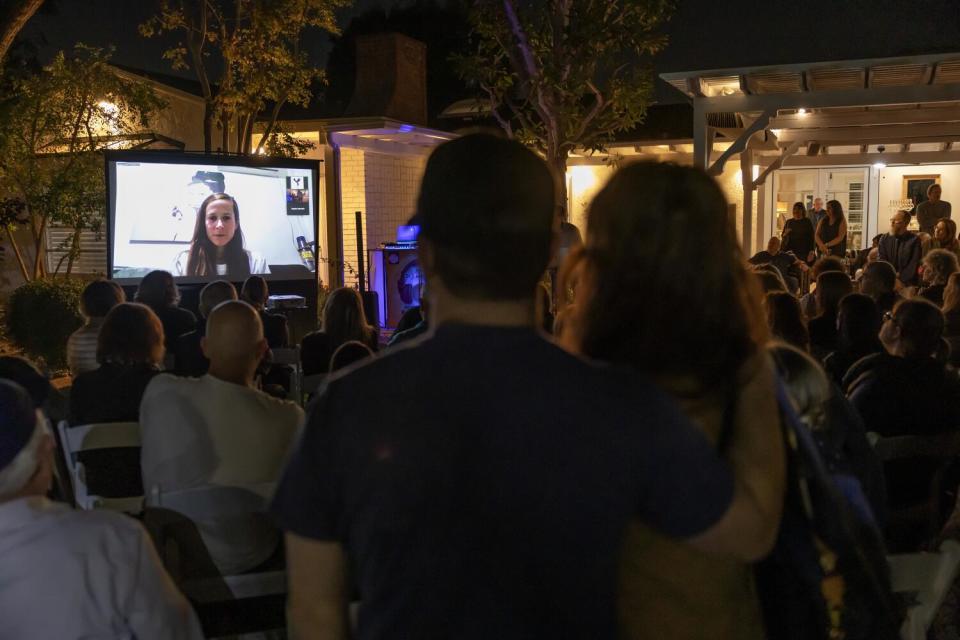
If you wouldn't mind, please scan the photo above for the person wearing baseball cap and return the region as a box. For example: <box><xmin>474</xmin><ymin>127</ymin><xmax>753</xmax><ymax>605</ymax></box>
<box><xmin>0</xmin><ymin>380</ymin><xmax>202</xmax><ymax>639</ymax></box>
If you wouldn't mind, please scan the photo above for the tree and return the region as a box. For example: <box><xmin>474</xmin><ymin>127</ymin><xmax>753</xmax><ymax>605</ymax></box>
<box><xmin>140</xmin><ymin>0</ymin><xmax>351</xmax><ymax>155</ymax></box>
<box><xmin>456</xmin><ymin>0</ymin><xmax>672</xmax><ymax>213</ymax></box>
<box><xmin>0</xmin><ymin>0</ymin><xmax>45</xmax><ymax>64</ymax></box>
<box><xmin>0</xmin><ymin>45</ymin><xmax>165</xmax><ymax>281</ymax></box>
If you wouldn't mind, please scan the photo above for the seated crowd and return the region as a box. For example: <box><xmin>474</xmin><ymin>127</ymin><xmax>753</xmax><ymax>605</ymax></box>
<box><xmin>3</xmin><ymin>133</ymin><xmax>953</xmax><ymax>638</ymax></box>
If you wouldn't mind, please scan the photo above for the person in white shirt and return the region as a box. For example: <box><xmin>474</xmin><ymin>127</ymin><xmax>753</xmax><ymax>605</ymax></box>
<box><xmin>67</xmin><ymin>279</ymin><xmax>125</xmax><ymax>377</ymax></box>
<box><xmin>0</xmin><ymin>380</ymin><xmax>202</xmax><ymax>640</ymax></box>
<box><xmin>140</xmin><ymin>300</ymin><xmax>303</xmax><ymax>575</ymax></box>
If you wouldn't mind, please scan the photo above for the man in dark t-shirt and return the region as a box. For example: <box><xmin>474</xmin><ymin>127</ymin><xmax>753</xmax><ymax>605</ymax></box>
<box><xmin>272</xmin><ymin>135</ymin><xmax>781</xmax><ymax>640</ymax></box>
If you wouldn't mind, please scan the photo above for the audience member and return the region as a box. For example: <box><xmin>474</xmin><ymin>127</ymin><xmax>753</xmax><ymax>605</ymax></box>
<box><xmin>134</xmin><ymin>270</ymin><xmax>197</xmax><ymax>344</ymax></box>
<box><xmin>815</xmin><ymin>199</ymin><xmax>847</xmax><ymax>258</ymax></box>
<box><xmin>752</xmin><ymin>264</ymin><xmax>788</xmax><ymax>294</ymax></box>
<box><xmin>878</xmin><ymin>210</ymin><xmax>922</xmax><ymax>288</ymax></box>
<box><xmin>272</xmin><ymin>136</ymin><xmax>782</xmax><ymax>639</ymax></box>
<box><xmin>781</xmin><ymin>201</ymin><xmax>816</xmax><ymax>264</ymax></box>
<box><xmin>329</xmin><ymin>340</ymin><xmax>374</xmax><ymax>372</ymax></box>
<box><xmin>807</xmin><ymin>271</ymin><xmax>853</xmax><ymax>361</ymax></box>
<box><xmin>241</xmin><ymin>276</ymin><xmax>289</xmax><ymax>348</ymax></box>
<box><xmin>140</xmin><ymin>301</ymin><xmax>303</xmax><ymax>575</ymax></box>
<box><xmin>942</xmin><ymin>273</ymin><xmax>960</xmax><ymax>365</ymax></box>
<box><xmin>387</xmin><ymin>297</ymin><xmax>430</xmax><ymax>347</ymax></box>
<box><xmin>749</xmin><ymin>237</ymin><xmax>804</xmax><ymax>291</ymax></box>
<box><xmin>860</xmin><ymin>260</ymin><xmax>901</xmax><ymax>315</ymax></box>
<box><xmin>932</xmin><ymin>217</ymin><xmax>960</xmax><ymax>260</ymax></box>
<box><xmin>68</xmin><ymin>303</ymin><xmax>164</xmax><ymax>498</ymax></box>
<box><xmin>67</xmin><ymin>279</ymin><xmax>125</xmax><ymax>377</ymax></box>
<box><xmin>823</xmin><ymin>294</ymin><xmax>883</xmax><ymax>388</ymax></box>
<box><xmin>0</xmin><ymin>380</ymin><xmax>202</xmax><ymax>639</ymax></box>
<box><xmin>536</xmin><ymin>281</ymin><xmax>555</xmax><ymax>333</ymax></box>
<box><xmin>808</xmin><ymin>197</ymin><xmax>828</xmax><ymax>237</ymax></box>
<box><xmin>917</xmin><ymin>183</ymin><xmax>952</xmax><ymax>235</ymax></box>
<box><xmin>853</xmin><ymin>234</ymin><xmax>883</xmax><ymax>273</ymax></box>
<box><xmin>565</xmin><ymin>161</ymin><xmax>784</xmax><ymax>640</ymax></box>
<box><xmin>0</xmin><ymin>356</ymin><xmax>60</xmax><ymax>423</ymax></box>
<box><xmin>69</xmin><ymin>303</ymin><xmax>164</xmax><ymax>425</ymax></box>
<box><xmin>300</xmin><ymin>287</ymin><xmax>379</xmax><ymax>376</ymax></box>
<box><xmin>769</xmin><ymin>344</ymin><xmax>885</xmax><ymax>526</ymax></box>
<box><xmin>847</xmin><ymin>299</ymin><xmax>960</xmax><ymax>521</ymax></box>
<box><xmin>918</xmin><ymin>248</ymin><xmax>959</xmax><ymax>307</ymax></box>
<box><xmin>765</xmin><ymin>292</ymin><xmax>809</xmax><ymax>351</ymax></box>
<box><xmin>799</xmin><ymin>256</ymin><xmax>846</xmax><ymax>318</ymax></box>
<box><xmin>173</xmin><ymin>280</ymin><xmax>237</xmax><ymax>377</ymax></box>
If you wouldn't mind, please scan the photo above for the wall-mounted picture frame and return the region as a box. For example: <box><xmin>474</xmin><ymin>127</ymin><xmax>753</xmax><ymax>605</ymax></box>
<box><xmin>903</xmin><ymin>174</ymin><xmax>941</xmax><ymax>209</ymax></box>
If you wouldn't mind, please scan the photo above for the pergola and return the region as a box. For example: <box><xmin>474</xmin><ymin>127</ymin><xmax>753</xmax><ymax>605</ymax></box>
<box><xmin>660</xmin><ymin>53</ymin><xmax>960</xmax><ymax>248</ymax></box>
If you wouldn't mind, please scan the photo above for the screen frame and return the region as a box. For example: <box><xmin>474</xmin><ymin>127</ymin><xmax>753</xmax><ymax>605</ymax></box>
<box><xmin>104</xmin><ymin>149</ymin><xmax>322</xmax><ymax>285</ymax></box>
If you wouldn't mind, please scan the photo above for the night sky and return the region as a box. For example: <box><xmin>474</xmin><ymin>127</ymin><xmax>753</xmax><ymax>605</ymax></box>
<box><xmin>16</xmin><ymin>0</ymin><xmax>960</xmax><ymax>104</ymax></box>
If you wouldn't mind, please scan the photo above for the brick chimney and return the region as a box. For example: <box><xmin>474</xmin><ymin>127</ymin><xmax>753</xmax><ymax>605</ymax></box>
<box><xmin>345</xmin><ymin>33</ymin><xmax>428</xmax><ymax>125</ymax></box>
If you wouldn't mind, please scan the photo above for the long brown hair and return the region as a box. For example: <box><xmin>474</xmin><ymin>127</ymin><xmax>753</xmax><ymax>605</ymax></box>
<box><xmin>571</xmin><ymin>162</ymin><xmax>767</xmax><ymax>394</ymax></box>
<box><xmin>185</xmin><ymin>193</ymin><xmax>251</xmax><ymax>278</ymax></box>
<box><xmin>943</xmin><ymin>272</ymin><xmax>960</xmax><ymax>315</ymax></box>
<box><xmin>322</xmin><ymin>287</ymin><xmax>375</xmax><ymax>350</ymax></box>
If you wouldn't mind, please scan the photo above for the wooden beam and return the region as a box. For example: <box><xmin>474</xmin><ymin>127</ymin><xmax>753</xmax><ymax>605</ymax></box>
<box><xmin>770</xmin><ymin>105</ymin><xmax>960</xmax><ymax>129</ymax></box>
<box><xmin>707</xmin><ymin>109</ymin><xmax>773</xmax><ymax>176</ymax></box>
<box><xmin>741</xmin><ymin>148</ymin><xmax>755</xmax><ymax>252</ymax></box>
<box><xmin>775</xmin><ymin>150</ymin><xmax>960</xmax><ymax>166</ymax></box>
<box><xmin>693</xmin><ymin>82</ymin><xmax>960</xmax><ymax>114</ymax></box>
<box><xmin>692</xmin><ymin>102</ymin><xmax>714</xmax><ymax>170</ymax></box>
<box><xmin>776</xmin><ymin>122</ymin><xmax>960</xmax><ymax>143</ymax></box>
<box><xmin>753</xmin><ymin>142</ymin><xmax>801</xmax><ymax>188</ymax></box>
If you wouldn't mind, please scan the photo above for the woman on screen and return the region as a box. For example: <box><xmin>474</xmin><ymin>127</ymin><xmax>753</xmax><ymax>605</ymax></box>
<box><xmin>174</xmin><ymin>193</ymin><xmax>268</xmax><ymax>278</ymax></box>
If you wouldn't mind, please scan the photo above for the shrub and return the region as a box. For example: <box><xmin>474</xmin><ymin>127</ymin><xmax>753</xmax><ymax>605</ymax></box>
<box><xmin>6</xmin><ymin>278</ymin><xmax>85</xmax><ymax>369</ymax></box>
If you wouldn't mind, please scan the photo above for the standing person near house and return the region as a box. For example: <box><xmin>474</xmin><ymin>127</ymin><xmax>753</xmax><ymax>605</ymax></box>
<box><xmin>917</xmin><ymin>183</ymin><xmax>952</xmax><ymax>235</ymax></box>
<box><xmin>815</xmin><ymin>199</ymin><xmax>848</xmax><ymax>259</ymax></box>
<box><xmin>878</xmin><ymin>210</ymin><xmax>923</xmax><ymax>289</ymax></box>
<box><xmin>808</xmin><ymin>197</ymin><xmax>828</xmax><ymax>242</ymax></box>
<box><xmin>782</xmin><ymin>201</ymin><xmax>816</xmax><ymax>264</ymax></box>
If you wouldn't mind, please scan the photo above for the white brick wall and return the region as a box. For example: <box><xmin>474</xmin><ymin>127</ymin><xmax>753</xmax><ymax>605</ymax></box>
<box><xmin>340</xmin><ymin>148</ymin><xmax>426</xmax><ymax>287</ymax></box>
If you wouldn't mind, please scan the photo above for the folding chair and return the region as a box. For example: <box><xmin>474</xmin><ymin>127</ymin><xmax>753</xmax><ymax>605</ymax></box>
<box><xmin>146</xmin><ymin>482</ymin><xmax>287</xmax><ymax>637</ymax></box>
<box><xmin>271</xmin><ymin>346</ymin><xmax>301</xmax><ymax>402</ymax></box>
<box><xmin>56</xmin><ymin>420</ymin><xmax>143</xmax><ymax>514</ymax></box>
<box><xmin>146</xmin><ymin>482</ymin><xmax>286</xmax><ymax>601</ymax></box>
<box><xmin>872</xmin><ymin>431</ymin><xmax>960</xmax><ymax>543</ymax></box>
<box><xmin>889</xmin><ymin>540</ymin><xmax>960</xmax><ymax>640</ymax></box>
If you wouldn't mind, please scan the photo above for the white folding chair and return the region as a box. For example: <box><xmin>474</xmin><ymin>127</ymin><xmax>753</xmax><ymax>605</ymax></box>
<box><xmin>271</xmin><ymin>346</ymin><xmax>301</xmax><ymax>402</ymax></box>
<box><xmin>146</xmin><ymin>482</ymin><xmax>286</xmax><ymax>603</ymax></box>
<box><xmin>56</xmin><ymin>420</ymin><xmax>143</xmax><ymax>514</ymax></box>
<box><xmin>889</xmin><ymin>540</ymin><xmax>960</xmax><ymax>639</ymax></box>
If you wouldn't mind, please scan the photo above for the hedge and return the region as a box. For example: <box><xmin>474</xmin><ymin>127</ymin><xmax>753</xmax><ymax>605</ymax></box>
<box><xmin>6</xmin><ymin>278</ymin><xmax>85</xmax><ymax>369</ymax></box>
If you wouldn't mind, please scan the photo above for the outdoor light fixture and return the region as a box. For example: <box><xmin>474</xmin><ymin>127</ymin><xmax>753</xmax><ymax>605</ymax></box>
<box><xmin>797</xmin><ymin>108</ymin><xmax>807</xmax><ymax>116</ymax></box>
<box><xmin>874</xmin><ymin>145</ymin><xmax>887</xmax><ymax>169</ymax></box>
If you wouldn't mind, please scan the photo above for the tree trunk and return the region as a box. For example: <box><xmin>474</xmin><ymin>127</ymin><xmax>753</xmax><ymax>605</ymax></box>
<box><xmin>31</xmin><ymin>214</ymin><xmax>46</xmax><ymax>280</ymax></box>
<box><xmin>220</xmin><ymin>115</ymin><xmax>230</xmax><ymax>154</ymax></box>
<box><xmin>203</xmin><ymin>101</ymin><xmax>214</xmax><ymax>153</ymax></box>
<box><xmin>547</xmin><ymin>149</ymin><xmax>569</xmax><ymax>220</ymax></box>
<box><xmin>0</xmin><ymin>0</ymin><xmax>45</xmax><ymax>64</ymax></box>
<box><xmin>5</xmin><ymin>226</ymin><xmax>30</xmax><ymax>282</ymax></box>
<box><xmin>65</xmin><ymin>228</ymin><xmax>81</xmax><ymax>277</ymax></box>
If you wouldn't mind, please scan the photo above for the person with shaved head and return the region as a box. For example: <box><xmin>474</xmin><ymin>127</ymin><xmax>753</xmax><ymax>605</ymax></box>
<box><xmin>140</xmin><ymin>300</ymin><xmax>303</xmax><ymax>575</ymax></box>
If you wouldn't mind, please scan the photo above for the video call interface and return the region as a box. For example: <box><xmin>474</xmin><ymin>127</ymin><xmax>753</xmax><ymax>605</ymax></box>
<box><xmin>109</xmin><ymin>159</ymin><xmax>318</xmax><ymax>283</ymax></box>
